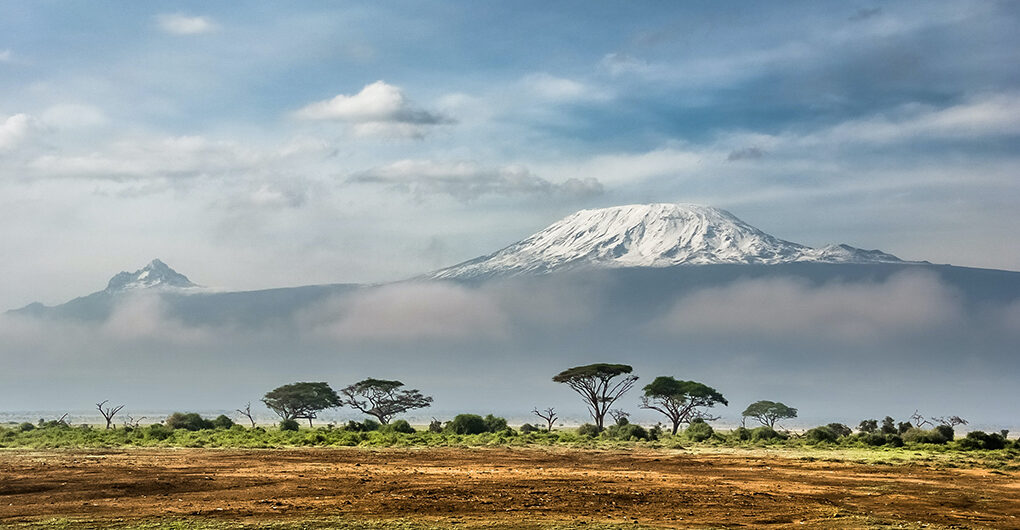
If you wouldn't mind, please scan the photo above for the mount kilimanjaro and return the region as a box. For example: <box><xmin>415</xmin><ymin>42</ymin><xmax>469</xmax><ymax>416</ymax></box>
<box><xmin>8</xmin><ymin>203</ymin><xmax>1018</xmax><ymax>325</ymax></box>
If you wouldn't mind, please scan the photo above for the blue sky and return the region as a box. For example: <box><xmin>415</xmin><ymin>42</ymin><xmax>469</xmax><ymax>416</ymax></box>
<box><xmin>2</xmin><ymin>1</ymin><xmax>1019</xmax><ymax>305</ymax></box>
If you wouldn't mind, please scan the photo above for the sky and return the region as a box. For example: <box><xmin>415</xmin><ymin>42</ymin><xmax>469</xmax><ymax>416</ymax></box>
<box><xmin>2</xmin><ymin>1</ymin><xmax>1020</xmax><ymax>308</ymax></box>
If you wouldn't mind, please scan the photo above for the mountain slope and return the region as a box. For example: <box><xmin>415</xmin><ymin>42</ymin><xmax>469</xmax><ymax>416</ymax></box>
<box><xmin>429</xmin><ymin>203</ymin><xmax>908</xmax><ymax>279</ymax></box>
<box><xmin>104</xmin><ymin>258</ymin><xmax>198</xmax><ymax>292</ymax></box>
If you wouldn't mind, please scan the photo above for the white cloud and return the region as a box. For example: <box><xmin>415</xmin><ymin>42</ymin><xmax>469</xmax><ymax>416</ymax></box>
<box><xmin>303</xmin><ymin>283</ymin><xmax>509</xmax><ymax>343</ymax></box>
<box><xmin>156</xmin><ymin>13</ymin><xmax>218</xmax><ymax>35</ymax></box>
<box><xmin>0</xmin><ymin>49</ymin><xmax>12</xmax><ymax>62</ymax></box>
<box><xmin>0</xmin><ymin>113</ymin><xmax>35</xmax><ymax>151</ymax></box>
<box><xmin>350</xmin><ymin>159</ymin><xmax>603</xmax><ymax>200</ymax></box>
<box><xmin>293</xmin><ymin>81</ymin><xmax>450</xmax><ymax>138</ymax></box>
<box><xmin>536</xmin><ymin>146</ymin><xmax>704</xmax><ymax>187</ymax></box>
<box><xmin>653</xmin><ymin>271</ymin><xmax>964</xmax><ymax>342</ymax></box>
<box><xmin>41</xmin><ymin>104</ymin><xmax>108</xmax><ymax>130</ymax></box>
<box><xmin>520</xmin><ymin>73</ymin><xmax>609</xmax><ymax>101</ymax></box>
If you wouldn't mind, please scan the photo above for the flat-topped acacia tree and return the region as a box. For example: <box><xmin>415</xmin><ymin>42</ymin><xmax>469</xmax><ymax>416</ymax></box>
<box><xmin>741</xmin><ymin>400</ymin><xmax>798</xmax><ymax>428</ymax></box>
<box><xmin>262</xmin><ymin>382</ymin><xmax>341</xmax><ymax>427</ymax></box>
<box><xmin>640</xmin><ymin>377</ymin><xmax>728</xmax><ymax>435</ymax></box>
<box><xmin>553</xmin><ymin>363</ymin><xmax>637</xmax><ymax>431</ymax></box>
<box><xmin>340</xmin><ymin>378</ymin><xmax>433</xmax><ymax>425</ymax></box>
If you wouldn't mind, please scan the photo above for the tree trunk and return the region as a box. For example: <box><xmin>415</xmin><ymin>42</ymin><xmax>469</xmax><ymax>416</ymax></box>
<box><xmin>308</xmin><ymin>417</ymin><xmax>313</xmax><ymax>428</ymax></box>
<box><xmin>671</xmin><ymin>420</ymin><xmax>680</xmax><ymax>436</ymax></box>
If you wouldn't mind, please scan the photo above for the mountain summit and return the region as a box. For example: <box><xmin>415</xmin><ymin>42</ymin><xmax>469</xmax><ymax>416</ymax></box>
<box><xmin>105</xmin><ymin>259</ymin><xmax>198</xmax><ymax>292</ymax></box>
<box><xmin>429</xmin><ymin>203</ymin><xmax>905</xmax><ymax>279</ymax></box>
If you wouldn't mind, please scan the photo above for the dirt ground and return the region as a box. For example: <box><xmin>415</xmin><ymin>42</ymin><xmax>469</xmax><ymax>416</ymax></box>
<box><xmin>1</xmin><ymin>447</ymin><xmax>1018</xmax><ymax>529</ymax></box>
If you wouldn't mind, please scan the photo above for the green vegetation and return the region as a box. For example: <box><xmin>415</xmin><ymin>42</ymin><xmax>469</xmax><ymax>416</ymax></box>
<box><xmin>639</xmin><ymin>376</ymin><xmax>727</xmax><ymax>435</ymax></box>
<box><xmin>741</xmin><ymin>400</ymin><xmax>798</xmax><ymax>428</ymax></box>
<box><xmin>552</xmin><ymin>363</ymin><xmax>637</xmax><ymax>430</ymax></box>
<box><xmin>262</xmin><ymin>382</ymin><xmax>342</xmax><ymax>427</ymax></box>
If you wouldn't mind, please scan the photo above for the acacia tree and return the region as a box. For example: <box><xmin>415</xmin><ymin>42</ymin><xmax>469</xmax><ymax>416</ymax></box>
<box><xmin>340</xmin><ymin>378</ymin><xmax>432</xmax><ymax>425</ymax></box>
<box><xmin>262</xmin><ymin>382</ymin><xmax>341</xmax><ymax>427</ymax></box>
<box><xmin>640</xmin><ymin>377</ymin><xmax>728</xmax><ymax>435</ymax></box>
<box><xmin>741</xmin><ymin>400</ymin><xmax>797</xmax><ymax>428</ymax></box>
<box><xmin>96</xmin><ymin>400</ymin><xmax>124</xmax><ymax>430</ymax></box>
<box><xmin>552</xmin><ymin>363</ymin><xmax>637</xmax><ymax>431</ymax></box>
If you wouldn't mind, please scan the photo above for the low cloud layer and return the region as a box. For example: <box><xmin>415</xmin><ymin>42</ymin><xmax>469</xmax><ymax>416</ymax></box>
<box><xmin>156</xmin><ymin>14</ymin><xmax>218</xmax><ymax>35</ymax></box>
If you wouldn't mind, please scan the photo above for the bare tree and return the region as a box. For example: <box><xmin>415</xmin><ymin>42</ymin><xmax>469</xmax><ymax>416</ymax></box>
<box><xmin>531</xmin><ymin>407</ymin><xmax>558</xmax><ymax>432</ymax></box>
<box><xmin>910</xmin><ymin>409</ymin><xmax>932</xmax><ymax>428</ymax></box>
<box><xmin>96</xmin><ymin>400</ymin><xmax>124</xmax><ymax>430</ymax></box>
<box><xmin>236</xmin><ymin>402</ymin><xmax>257</xmax><ymax>428</ymax></box>
<box><xmin>124</xmin><ymin>416</ymin><xmax>146</xmax><ymax>428</ymax></box>
<box><xmin>609</xmin><ymin>409</ymin><xmax>630</xmax><ymax>425</ymax></box>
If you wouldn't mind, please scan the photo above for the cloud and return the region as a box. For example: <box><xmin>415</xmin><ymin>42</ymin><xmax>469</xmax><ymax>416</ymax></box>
<box><xmin>652</xmin><ymin>271</ymin><xmax>964</xmax><ymax>343</ymax></box>
<box><xmin>0</xmin><ymin>49</ymin><xmax>12</xmax><ymax>62</ymax></box>
<box><xmin>246</xmin><ymin>182</ymin><xmax>307</xmax><ymax>209</ymax></box>
<box><xmin>520</xmin><ymin>73</ymin><xmax>609</xmax><ymax>101</ymax></box>
<box><xmin>40</xmin><ymin>104</ymin><xmax>108</xmax><ymax>130</ymax></box>
<box><xmin>726</xmin><ymin>147</ymin><xmax>766</xmax><ymax>161</ymax></box>
<box><xmin>156</xmin><ymin>14</ymin><xmax>218</xmax><ymax>35</ymax></box>
<box><xmin>302</xmin><ymin>283</ymin><xmax>509</xmax><ymax>343</ymax></box>
<box><xmin>0</xmin><ymin>114</ymin><xmax>36</xmax><ymax>151</ymax></box>
<box><xmin>350</xmin><ymin>159</ymin><xmax>603</xmax><ymax>201</ymax></box>
<box><xmin>849</xmin><ymin>7</ymin><xmax>883</xmax><ymax>22</ymax></box>
<box><xmin>293</xmin><ymin>81</ymin><xmax>451</xmax><ymax>138</ymax></box>
<box><xmin>101</xmin><ymin>294</ymin><xmax>210</xmax><ymax>343</ymax></box>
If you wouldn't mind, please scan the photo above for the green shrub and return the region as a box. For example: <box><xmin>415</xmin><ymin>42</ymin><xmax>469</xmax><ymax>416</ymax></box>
<box><xmin>383</xmin><ymin>419</ymin><xmax>415</xmax><ymax>434</ymax></box>
<box><xmin>750</xmin><ymin>426</ymin><xmax>784</xmax><ymax>442</ymax></box>
<box><xmin>166</xmin><ymin>412</ymin><xmax>213</xmax><ymax>431</ymax></box>
<box><xmin>885</xmin><ymin>434</ymin><xmax>904</xmax><ymax>447</ymax></box>
<box><xmin>903</xmin><ymin>427</ymin><xmax>950</xmax><ymax>445</ymax></box>
<box><xmin>732</xmin><ymin>426</ymin><xmax>751</xmax><ymax>441</ymax></box>
<box><xmin>520</xmin><ymin>423</ymin><xmax>539</xmax><ymax>434</ymax></box>
<box><xmin>856</xmin><ymin>432</ymin><xmax>887</xmax><ymax>446</ymax></box>
<box><xmin>211</xmin><ymin>415</ymin><xmax>235</xmax><ymax>429</ymax></box>
<box><xmin>958</xmin><ymin>431</ymin><xmax>1007</xmax><ymax>450</ymax></box>
<box><xmin>826</xmin><ymin>423</ymin><xmax>852</xmax><ymax>438</ymax></box>
<box><xmin>361</xmin><ymin>419</ymin><xmax>381</xmax><ymax>432</ymax></box>
<box><xmin>145</xmin><ymin>424</ymin><xmax>172</xmax><ymax>440</ymax></box>
<box><xmin>934</xmin><ymin>425</ymin><xmax>955</xmax><ymax>442</ymax></box>
<box><xmin>18</xmin><ymin>422</ymin><xmax>35</xmax><ymax>432</ymax></box>
<box><xmin>448</xmin><ymin>414</ymin><xmax>487</xmax><ymax>435</ymax></box>
<box><xmin>684</xmin><ymin>420</ymin><xmax>714</xmax><ymax>442</ymax></box>
<box><xmin>805</xmin><ymin>426</ymin><xmax>838</xmax><ymax>444</ymax></box>
<box><xmin>606</xmin><ymin>423</ymin><xmax>648</xmax><ymax>441</ymax></box>
<box><xmin>279</xmin><ymin>419</ymin><xmax>300</xmax><ymax>431</ymax></box>
<box><xmin>577</xmin><ymin>423</ymin><xmax>600</xmax><ymax>437</ymax></box>
<box><xmin>428</xmin><ymin>419</ymin><xmax>443</xmax><ymax>433</ymax></box>
<box><xmin>483</xmin><ymin>415</ymin><xmax>508</xmax><ymax>433</ymax></box>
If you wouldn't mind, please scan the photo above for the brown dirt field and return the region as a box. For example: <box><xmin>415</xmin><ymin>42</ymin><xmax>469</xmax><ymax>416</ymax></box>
<box><xmin>0</xmin><ymin>447</ymin><xmax>1018</xmax><ymax>529</ymax></box>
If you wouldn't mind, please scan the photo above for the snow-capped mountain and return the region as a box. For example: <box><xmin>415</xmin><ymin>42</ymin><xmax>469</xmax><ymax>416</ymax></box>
<box><xmin>104</xmin><ymin>259</ymin><xmax>198</xmax><ymax>292</ymax></box>
<box><xmin>429</xmin><ymin>203</ymin><xmax>907</xmax><ymax>279</ymax></box>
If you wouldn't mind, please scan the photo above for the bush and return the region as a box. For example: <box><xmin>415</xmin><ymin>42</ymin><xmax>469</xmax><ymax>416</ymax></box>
<box><xmin>448</xmin><ymin>414</ymin><xmax>487</xmax><ymax>435</ymax></box>
<box><xmin>428</xmin><ymin>419</ymin><xmax>443</xmax><ymax>433</ymax></box>
<box><xmin>903</xmin><ymin>427</ymin><xmax>950</xmax><ymax>445</ymax></box>
<box><xmin>750</xmin><ymin>426</ymin><xmax>784</xmax><ymax>442</ymax></box>
<box><xmin>520</xmin><ymin>423</ymin><xmax>539</xmax><ymax>434</ymax></box>
<box><xmin>279</xmin><ymin>419</ymin><xmax>300</xmax><ymax>431</ymax></box>
<box><xmin>885</xmin><ymin>434</ymin><xmax>904</xmax><ymax>447</ymax></box>
<box><xmin>648</xmin><ymin>424</ymin><xmax>663</xmax><ymax>441</ymax></box>
<box><xmin>958</xmin><ymin>431</ymin><xmax>1007</xmax><ymax>450</ymax></box>
<box><xmin>684</xmin><ymin>420</ymin><xmax>714</xmax><ymax>442</ymax></box>
<box><xmin>805</xmin><ymin>426</ymin><xmax>839</xmax><ymax>444</ymax></box>
<box><xmin>606</xmin><ymin>423</ymin><xmax>648</xmax><ymax>441</ymax></box>
<box><xmin>483</xmin><ymin>415</ymin><xmax>508</xmax><ymax>433</ymax></box>
<box><xmin>855</xmin><ymin>432</ymin><xmax>887</xmax><ymax>446</ymax></box>
<box><xmin>18</xmin><ymin>422</ymin><xmax>35</xmax><ymax>432</ymax></box>
<box><xmin>165</xmin><ymin>412</ymin><xmax>213</xmax><ymax>431</ymax></box>
<box><xmin>383</xmin><ymin>419</ymin><xmax>415</xmax><ymax>434</ymax></box>
<box><xmin>826</xmin><ymin>423</ymin><xmax>852</xmax><ymax>438</ymax></box>
<box><xmin>732</xmin><ymin>426</ymin><xmax>752</xmax><ymax>441</ymax></box>
<box><xmin>145</xmin><ymin>424</ymin><xmax>172</xmax><ymax>440</ymax></box>
<box><xmin>934</xmin><ymin>425</ymin><xmax>955</xmax><ymax>442</ymax></box>
<box><xmin>211</xmin><ymin>415</ymin><xmax>235</xmax><ymax>429</ymax></box>
<box><xmin>577</xmin><ymin>423</ymin><xmax>600</xmax><ymax>437</ymax></box>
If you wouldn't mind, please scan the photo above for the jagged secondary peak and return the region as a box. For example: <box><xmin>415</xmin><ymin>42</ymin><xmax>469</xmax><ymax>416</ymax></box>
<box><xmin>105</xmin><ymin>258</ymin><xmax>198</xmax><ymax>292</ymax></box>
<box><xmin>429</xmin><ymin>203</ymin><xmax>904</xmax><ymax>279</ymax></box>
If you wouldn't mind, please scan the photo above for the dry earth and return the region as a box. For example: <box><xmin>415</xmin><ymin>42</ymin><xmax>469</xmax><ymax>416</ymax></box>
<box><xmin>1</xmin><ymin>447</ymin><xmax>1018</xmax><ymax>528</ymax></box>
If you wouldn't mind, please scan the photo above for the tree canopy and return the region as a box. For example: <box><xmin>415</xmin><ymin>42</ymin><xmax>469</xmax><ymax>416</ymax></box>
<box><xmin>262</xmin><ymin>382</ymin><xmax>341</xmax><ymax>426</ymax></box>
<box><xmin>553</xmin><ymin>363</ymin><xmax>637</xmax><ymax>430</ymax></box>
<box><xmin>340</xmin><ymin>378</ymin><xmax>432</xmax><ymax>425</ymax></box>
<box><xmin>741</xmin><ymin>400</ymin><xmax>797</xmax><ymax>428</ymax></box>
<box><xmin>640</xmin><ymin>376</ymin><xmax>728</xmax><ymax>435</ymax></box>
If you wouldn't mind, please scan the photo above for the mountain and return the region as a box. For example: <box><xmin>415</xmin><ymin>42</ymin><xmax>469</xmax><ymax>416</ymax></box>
<box><xmin>429</xmin><ymin>203</ymin><xmax>908</xmax><ymax>280</ymax></box>
<box><xmin>104</xmin><ymin>258</ymin><xmax>198</xmax><ymax>292</ymax></box>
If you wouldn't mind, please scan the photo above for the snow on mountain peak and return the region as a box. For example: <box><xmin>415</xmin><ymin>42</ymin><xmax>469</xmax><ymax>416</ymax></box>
<box><xmin>104</xmin><ymin>258</ymin><xmax>198</xmax><ymax>292</ymax></box>
<box><xmin>429</xmin><ymin>203</ymin><xmax>905</xmax><ymax>279</ymax></box>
